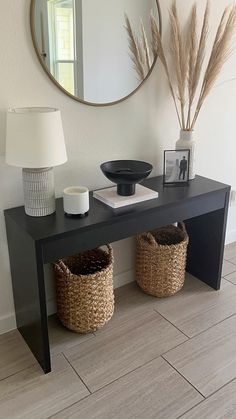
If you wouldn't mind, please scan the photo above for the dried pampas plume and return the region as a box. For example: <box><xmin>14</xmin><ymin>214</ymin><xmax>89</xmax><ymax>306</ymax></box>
<box><xmin>124</xmin><ymin>14</ymin><xmax>145</xmax><ymax>81</ymax></box>
<box><xmin>150</xmin><ymin>0</ymin><xmax>236</xmax><ymax>130</ymax></box>
<box><xmin>191</xmin><ymin>4</ymin><xmax>236</xmax><ymax>129</ymax></box>
<box><xmin>125</xmin><ymin>13</ymin><xmax>158</xmax><ymax>82</ymax></box>
<box><xmin>140</xmin><ymin>19</ymin><xmax>152</xmax><ymax>72</ymax></box>
<box><xmin>169</xmin><ymin>0</ymin><xmax>188</xmax><ymax>129</ymax></box>
<box><xmin>150</xmin><ymin>10</ymin><xmax>182</xmax><ymax>127</ymax></box>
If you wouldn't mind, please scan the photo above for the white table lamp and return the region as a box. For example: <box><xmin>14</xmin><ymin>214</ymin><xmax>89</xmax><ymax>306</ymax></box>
<box><xmin>6</xmin><ymin>107</ymin><xmax>67</xmax><ymax>216</ymax></box>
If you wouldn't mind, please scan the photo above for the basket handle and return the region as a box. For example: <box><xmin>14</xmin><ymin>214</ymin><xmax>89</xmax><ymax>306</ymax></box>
<box><xmin>54</xmin><ymin>245</ymin><xmax>114</xmax><ymax>276</ymax></box>
<box><xmin>178</xmin><ymin>222</ymin><xmax>187</xmax><ymax>235</ymax></box>
<box><xmin>105</xmin><ymin>244</ymin><xmax>114</xmax><ymax>264</ymax></box>
<box><xmin>54</xmin><ymin>260</ymin><xmax>71</xmax><ymax>277</ymax></box>
<box><xmin>139</xmin><ymin>232</ymin><xmax>157</xmax><ymax>247</ymax></box>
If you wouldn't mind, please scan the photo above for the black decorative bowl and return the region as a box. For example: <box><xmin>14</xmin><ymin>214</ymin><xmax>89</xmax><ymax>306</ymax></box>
<box><xmin>100</xmin><ymin>160</ymin><xmax>153</xmax><ymax>196</ymax></box>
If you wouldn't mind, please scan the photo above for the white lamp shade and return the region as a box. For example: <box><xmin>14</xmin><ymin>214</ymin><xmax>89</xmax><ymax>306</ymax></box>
<box><xmin>6</xmin><ymin>107</ymin><xmax>68</xmax><ymax>168</ymax></box>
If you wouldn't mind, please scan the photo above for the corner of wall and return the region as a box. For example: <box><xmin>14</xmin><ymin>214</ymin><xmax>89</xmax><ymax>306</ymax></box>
<box><xmin>226</xmin><ymin>229</ymin><xmax>236</xmax><ymax>245</ymax></box>
<box><xmin>0</xmin><ymin>312</ymin><xmax>16</xmax><ymax>335</ymax></box>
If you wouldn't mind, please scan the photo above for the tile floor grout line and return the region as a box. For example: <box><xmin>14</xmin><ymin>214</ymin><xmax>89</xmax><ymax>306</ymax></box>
<box><xmin>48</xmin><ymin>350</ymin><xmax>205</xmax><ymax>419</ymax></box>
<box><xmin>57</xmin><ymin>288</ymin><xmax>236</xmax><ymax>414</ymax></box>
<box><xmin>0</xmin><ymin>333</ymin><xmax>97</xmax><ymax>386</ymax></box>
<box><xmin>185</xmin><ymin>311</ymin><xmax>236</xmax><ymax>340</ymax></box>
<box><xmin>88</xmin><ymin>356</ymin><xmax>165</xmax><ymax>393</ymax></box>
<box><xmin>176</xmin><ymin>375</ymin><xmax>236</xmax><ymax>419</ymax></box>
<box><xmin>49</xmin><ymin>333</ymin><xmax>96</xmax><ymax>357</ymax></box>
<box><xmin>158</xmin><ymin>309</ymin><xmax>236</xmax><ymax>349</ymax></box>
<box><xmin>223</xmin><ymin>276</ymin><xmax>236</xmax><ymax>285</ymax></box>
<box><xmin>227</xmin><ymin>262</ymin><xmax>236</xmax><ymax>267</ymax></box>
<box><xmin>5</xmin><ymin>257</ymin><xmax>236</xmax><ymax>418</ymax></box>
<box><xmin>223</xmin><ymin>259</ymin><xmax>236</xmax><ymax>266</ymax></box>
<box><xmin>160</xmin><ymin>338</ymin><xmax>192</xmax><ymax>355</ymax></box>
<box><xmin>153</xmin><ymin>308</ymin><xmax>190</xmax><ymax>339</ymax></box>
<box><xmin>5</xmin><ymin>296</ymin><xmax>230</xmax><ymax>398</ymax></box>
<box><xmin>163</xmin><ymin>355</ymin><xmax>236</xmax><ymax>412</ymax></box>
<box><xmin>161</xmin><ymin>355</ymin><xmax>206</xmax><ymax>400</ymax></box>
<box><xmin>199</xmin><ymin>375</ymin><xmax>236</xmax><ymax>401</ymax></box>
<box><xmin>54</xmin><ymin>287</ymin><xmax>236</xmax><ymax>361</ymax></box>
<box><xmin>47</xmin><ymin>372</ymin><xmax>236</xmax><ymax>419</ymax></box>
<box><xmin>74</xmin><ymin>354</ymin><xmax>161</xmax><ymax>395</ymax></box>
<box><xmin>55</xmin><ymin>311</ymin><xmax>190</xmax><ymax>395</ymax></box>
<box><xmin>57</xmin><ymin>328</ymin><xmax>194</xmax><ymax>397</ymax></box>
<box><xmin>46</xmin><ymin>391</ymin><xmax>93</xmax><ymax>419</ymax></box>
<box><xmin>0</xmin><ymin>360</ymin><xmax>37</xmax><ymax>384</ymax></box>
<box><xmin>61</xmin><ymin>352</ymin><xmax>92</xmax><ymax>395</ymax></box>
<box><xmin>176</xmin><ymin>399</ymin><xmax>206</xmax><ymax>419</ymax></box>
<box><xmin>59</xmin><ymin>339</ymin><xmax>198</xmax><ymax>402</ymax></box>
<box><xmin>46</xmin><ymin>354</ymin><xmax>176</xmax><ymax>419</ymax></box>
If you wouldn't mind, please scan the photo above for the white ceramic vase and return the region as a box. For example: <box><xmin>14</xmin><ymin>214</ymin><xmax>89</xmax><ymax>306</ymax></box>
<box><xmin>175</xmin><ymin>130</ymin><xmax>196</xmax><ymax>180</ymax></box>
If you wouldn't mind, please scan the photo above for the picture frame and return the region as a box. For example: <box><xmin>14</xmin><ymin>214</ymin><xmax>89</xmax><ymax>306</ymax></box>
<box><xmin>163</xmin><ymin>149</ymin><xmax>190</xmax><ymax>185</ymax></box>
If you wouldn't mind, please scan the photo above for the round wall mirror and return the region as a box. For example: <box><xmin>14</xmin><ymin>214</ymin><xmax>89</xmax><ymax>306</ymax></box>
<box><xmin>30</xmin><ymin>0</ymin><xmax>162</xmax><ymax>106</ymax></box>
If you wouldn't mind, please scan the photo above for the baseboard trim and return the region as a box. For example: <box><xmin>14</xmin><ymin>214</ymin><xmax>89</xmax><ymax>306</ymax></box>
<box><xmin>226</xmin><ymin>229</ymin><xmax>236</xmax><ymax>245</ymax></box>
<box><xmin>0</xmin><ymin>312</ymin><xmax>16</xmax><ymax>335</ymax></box>
<box><xmin>113</xmin><ymin>269</ymin><xmax>135</xmax><ymax>289</ymax></box>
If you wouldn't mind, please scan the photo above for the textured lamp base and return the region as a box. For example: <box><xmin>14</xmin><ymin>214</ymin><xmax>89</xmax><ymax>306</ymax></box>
<box><xmin>22</xmin><ymin>168</ymin><xmax>55</xmax><ymax>217</ymax></box>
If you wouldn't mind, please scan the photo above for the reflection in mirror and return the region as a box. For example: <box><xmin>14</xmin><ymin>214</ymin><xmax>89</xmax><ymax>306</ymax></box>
<box><xmin>125</xmin><ymin>11</ymin><xmax>158</xmax><ymax>83</ymax></box>
<box><xmin>31</xmin><ymin>0</ymin><xmax>161</xmax><ymax>105</ymax></box>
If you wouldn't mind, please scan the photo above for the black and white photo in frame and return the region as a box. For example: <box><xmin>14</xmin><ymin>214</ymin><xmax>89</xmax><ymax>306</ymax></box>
<box><xmin>163</xmin><ymin>149</ymin><xmax>190</xmax><ymax>185</ymax></box>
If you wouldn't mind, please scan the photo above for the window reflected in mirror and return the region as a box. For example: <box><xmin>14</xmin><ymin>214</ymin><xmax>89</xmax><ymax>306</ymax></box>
<box><xmin>31</xmin><ymin>0</ymin><xmax>162</xmax><ymax>105</ymax></box>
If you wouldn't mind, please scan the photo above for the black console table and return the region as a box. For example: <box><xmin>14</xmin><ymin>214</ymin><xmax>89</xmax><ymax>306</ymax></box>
<box><xmin>4</xmin><ymin>175</ymin><xmax>230</xmax><ymax>374</ymax></box>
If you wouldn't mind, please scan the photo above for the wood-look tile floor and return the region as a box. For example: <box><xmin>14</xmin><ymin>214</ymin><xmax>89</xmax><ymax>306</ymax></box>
<box><xmin>1</xmin><ymin>243</ymin><xmax>236</xmax><ymax>418</ymax></box>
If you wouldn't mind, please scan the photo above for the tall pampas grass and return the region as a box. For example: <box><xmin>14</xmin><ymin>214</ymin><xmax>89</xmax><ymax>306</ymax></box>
<box><xmin>187</xmin><ymin>2</ymin><xmax>209</xmax><ymax>129</ymax></box>
<box><xmin>150</xmin><ymin>10</ymin><xmax>182</xmax><ymax>126</ymax></box>
<box><xmin>169</xmin><ymin>2</ymin><xmax>188</xmax><ymax>129</ymax></box>
<box><xmin>191</xmin><ymin>5</ymin><xmax>236</xmax><ymax>129</ymax></box>
<box><xmin>151</xmin><ymin>1</ymin><xmax>236</xmax><ymax>130</ymax></box>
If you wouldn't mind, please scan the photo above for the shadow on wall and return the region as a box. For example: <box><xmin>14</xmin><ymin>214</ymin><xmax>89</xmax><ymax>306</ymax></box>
<box><xmin>0</xmin><ymin>109</ymin><xmax>6</xmax><ymax>156</ymax></box>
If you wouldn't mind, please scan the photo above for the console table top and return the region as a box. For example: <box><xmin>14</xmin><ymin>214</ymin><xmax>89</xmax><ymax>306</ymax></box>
<box><xmin>4</xmin><ymin>175</ymin><xmax>230</xmax><ymax>242</ymax></box>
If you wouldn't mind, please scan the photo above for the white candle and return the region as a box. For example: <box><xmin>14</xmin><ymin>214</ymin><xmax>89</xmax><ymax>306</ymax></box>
<box><xmin>63</xmin><ymin>186</ymin><xmax>89</xmax><ymax>216</ymax></box>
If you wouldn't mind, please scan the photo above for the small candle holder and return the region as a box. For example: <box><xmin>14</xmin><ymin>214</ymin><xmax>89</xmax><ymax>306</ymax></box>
<box><xmin>63</xmin><ymin>186</ymin><xmax>89</xmax><ymax>217</ymax></box>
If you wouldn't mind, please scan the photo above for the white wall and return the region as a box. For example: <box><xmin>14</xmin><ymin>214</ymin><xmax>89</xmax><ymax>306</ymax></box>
<box><xmin>0</xmin><ymin>0</ymin><xmax>236</xmax><ymax>334</ymax></box>
<box><xmin>82</xmin><ymin>0</ymin><xmax>157</xmax><ymax>102</ymax></box>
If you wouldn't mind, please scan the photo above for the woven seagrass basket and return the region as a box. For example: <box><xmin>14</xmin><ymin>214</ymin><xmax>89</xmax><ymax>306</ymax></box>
<box><xmin>136</xmin><ymin>223</ymin><xmax>189</xmax><ymax>298</ymax></box>
<box><xmin>53</xmin><ymin>245</ymin><xmax>114</xmax><ymax>333</ymax></box>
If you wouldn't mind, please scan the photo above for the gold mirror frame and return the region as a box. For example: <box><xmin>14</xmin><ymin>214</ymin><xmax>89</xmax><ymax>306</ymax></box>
<box><xmin>30</xmin><ymin>0</ymin><xmax>162</xmax><ymax>107</ymax></box>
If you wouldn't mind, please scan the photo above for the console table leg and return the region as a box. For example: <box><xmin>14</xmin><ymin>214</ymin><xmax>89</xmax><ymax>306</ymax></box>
<box><xmin>5</xmin><ymin>219</ymin><xmax>51</xmax><ymax>373</ymax></box>
<box><xmin>185</xmin><ymin>192</ymin><xmax>230</xmax><ymax>290</ymax></box>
